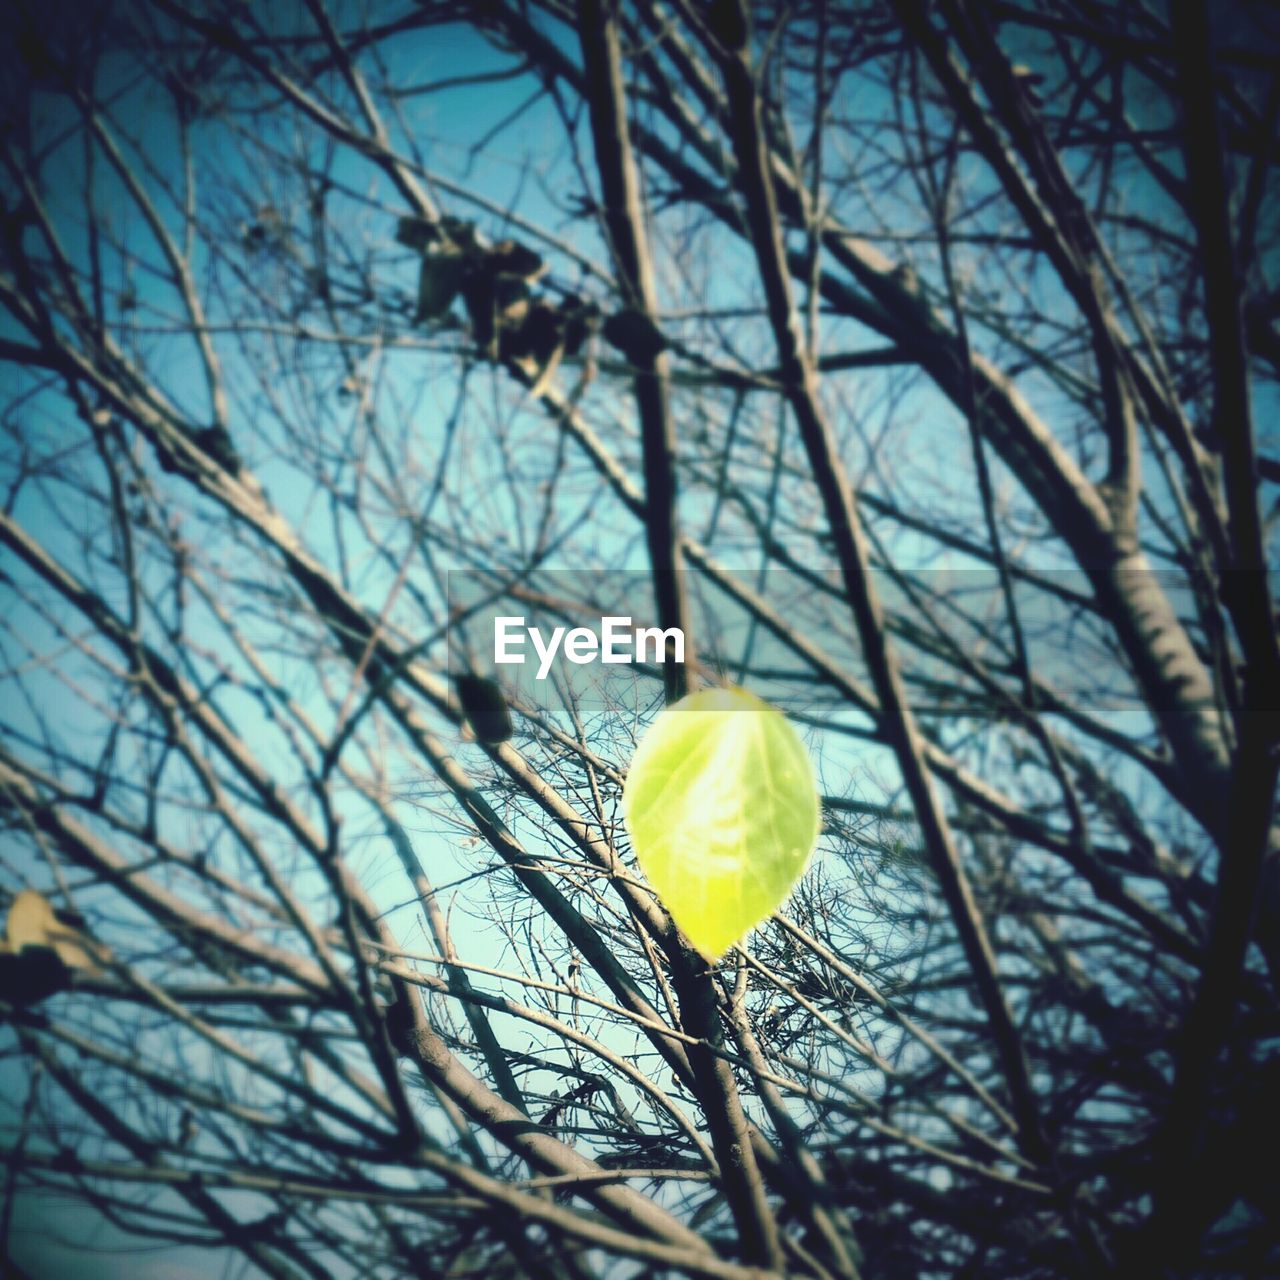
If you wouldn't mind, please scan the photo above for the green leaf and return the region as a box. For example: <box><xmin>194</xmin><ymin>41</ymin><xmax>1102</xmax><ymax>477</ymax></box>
<box><xmin>622</xmin><ymin>685</ymin><xmax>820</xmax><ymax>959</ymax></box>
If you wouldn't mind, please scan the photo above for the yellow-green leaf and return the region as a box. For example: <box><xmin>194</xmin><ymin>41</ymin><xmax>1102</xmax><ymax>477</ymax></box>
<box><xmin>622</xmin><ymin>685</ymin><xmax>820</xmax><ymax>959</ymax></box>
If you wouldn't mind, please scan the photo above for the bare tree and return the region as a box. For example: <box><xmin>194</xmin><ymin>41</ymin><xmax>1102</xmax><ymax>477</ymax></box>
<box><xmin>1</xmin><ymin>1</ymin><xmax>1277</xmax><ymax>1277</ymax></box>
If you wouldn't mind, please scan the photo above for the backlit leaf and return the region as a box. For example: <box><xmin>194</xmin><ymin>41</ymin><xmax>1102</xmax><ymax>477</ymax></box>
<box><xmin>622</xmin><ymin>685</ymin><xmax>820</xmax><ymax>959</ymax></box>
